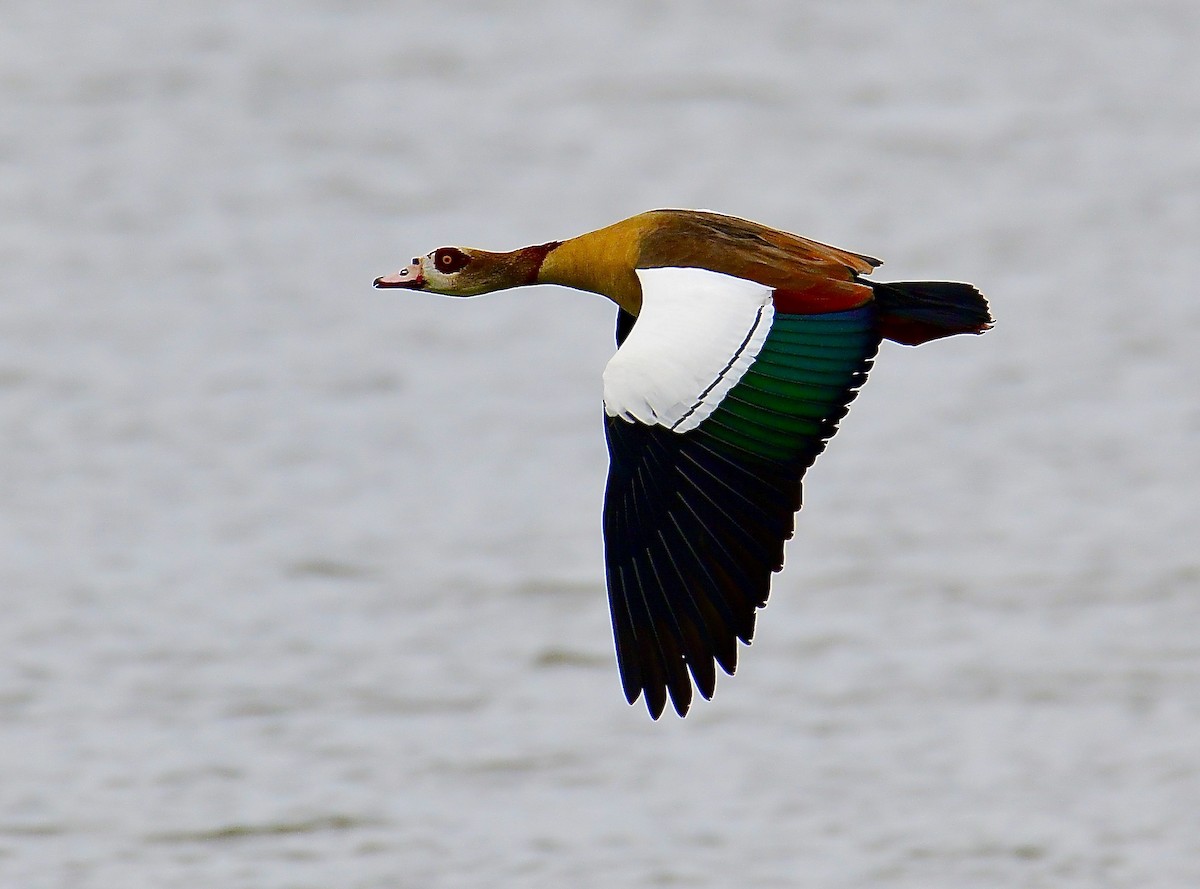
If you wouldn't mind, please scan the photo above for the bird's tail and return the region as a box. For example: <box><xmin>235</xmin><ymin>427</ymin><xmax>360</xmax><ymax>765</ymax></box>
<box><xmin>871</xmin><ymin>281</ymin><xmax>993</xmax><ymax>346</ymax></box>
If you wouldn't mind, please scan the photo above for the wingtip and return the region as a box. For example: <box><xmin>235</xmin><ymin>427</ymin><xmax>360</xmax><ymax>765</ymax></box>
<box><xmin>629</xmin><ymin>679</ymin><xmax>697</xmax><ymax>719</ymax></box>
<box><xmin>668</xmin><ymin>682</ymin><xmax>693</xmax><ymax>718</ymax></box>
<box><xmin>644</xmin><ymin>688</ymin><xmax>667</xmax><ymax>720</ymax></box>
<box><xmin>634</xmin><ymin>687</ymin><xmax>694</xmax><ymax>719</ymax></box>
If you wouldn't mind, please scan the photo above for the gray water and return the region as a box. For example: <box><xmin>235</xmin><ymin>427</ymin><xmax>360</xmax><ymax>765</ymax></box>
<box><xmin>3</xmin><ymin>1</ymin><xmax>1199</xmax><ymax>886</ymax></box>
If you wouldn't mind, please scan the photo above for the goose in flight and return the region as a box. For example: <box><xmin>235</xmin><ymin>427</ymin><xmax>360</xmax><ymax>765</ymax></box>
<box><xmin>375</xmin><ymin>209</ymin><xmax>992</xmax><ymax>718</ymax></box>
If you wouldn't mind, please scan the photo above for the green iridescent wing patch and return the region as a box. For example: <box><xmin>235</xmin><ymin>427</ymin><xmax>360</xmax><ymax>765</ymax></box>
<box><xmin>696</xmin><ymin>309</ymin><xmax>878</xmax><ymax>468</ymax></box>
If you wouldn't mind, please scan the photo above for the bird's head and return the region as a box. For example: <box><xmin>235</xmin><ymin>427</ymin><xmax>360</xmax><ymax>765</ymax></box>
<box><xmin>374</xmin><ymin>246</ymin><xmax>489</xmax><ymax>296</ymax></box>
<box><xmin>374</xmin><ymin>242</ymin><xmax>561</xmax><ymax>297</ymax></box>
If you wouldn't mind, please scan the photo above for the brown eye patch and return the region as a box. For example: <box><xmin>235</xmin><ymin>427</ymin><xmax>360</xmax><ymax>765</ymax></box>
<box><xmin>433</xmin><ymin>248</ymin><xmax>469</xmax><ymax>273</ymax></box>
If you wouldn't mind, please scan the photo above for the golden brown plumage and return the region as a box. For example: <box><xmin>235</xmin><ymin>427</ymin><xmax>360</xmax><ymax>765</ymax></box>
<box><xmin>537</xmin><ymin>209</ymin><xmax>879</xmax><ymax>314</ymax></box>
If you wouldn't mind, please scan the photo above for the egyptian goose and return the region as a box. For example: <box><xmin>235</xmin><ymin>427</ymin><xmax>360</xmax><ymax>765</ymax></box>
<box><xmin>375</xmin><ymin>209</ymin><xmax>992</xmax><ymax>718</ymax></box>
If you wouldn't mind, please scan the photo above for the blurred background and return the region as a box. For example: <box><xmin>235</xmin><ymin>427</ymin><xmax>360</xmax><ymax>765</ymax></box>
<box><xmin>2</xmin><ymin>1</ymin><xmax>1198</xmax><ymax>886</ymax></box>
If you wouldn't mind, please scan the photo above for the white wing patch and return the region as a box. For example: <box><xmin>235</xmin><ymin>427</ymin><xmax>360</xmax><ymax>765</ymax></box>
<box><xmin>603</xmin><ymin>267</ymin><xmax>775</xmax><ymax>433</ymax></box>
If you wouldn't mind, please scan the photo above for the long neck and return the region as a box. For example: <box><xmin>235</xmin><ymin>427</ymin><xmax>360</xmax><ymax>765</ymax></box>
<box><xmin>537</xmin><ymin>219</ymin><xmax>647</xmax><ymax>314</ymax></box>
<box><xmin>475</xmin><ymin>241</ymin><xmax>561</xmax><ymax>290</ymax></box>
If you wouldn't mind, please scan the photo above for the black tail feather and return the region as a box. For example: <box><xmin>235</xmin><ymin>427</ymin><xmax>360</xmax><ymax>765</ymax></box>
<box><xmin>871</xmin><ymin>281</ymin><xmax>993</xmax><ymax>346</ymax></box>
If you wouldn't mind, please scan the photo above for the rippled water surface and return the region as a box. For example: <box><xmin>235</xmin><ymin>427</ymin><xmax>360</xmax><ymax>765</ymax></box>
<box><xmin>3</xmin><ymin>1</ymin><xmax>1199</xmax><ymax>886</ymax></box>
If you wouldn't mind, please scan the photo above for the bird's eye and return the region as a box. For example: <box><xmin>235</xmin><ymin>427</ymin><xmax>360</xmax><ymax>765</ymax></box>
<box><xmin>433</xmin><ymin>248</ymin><xmax>469</xmax><ymax>273</ymax></box>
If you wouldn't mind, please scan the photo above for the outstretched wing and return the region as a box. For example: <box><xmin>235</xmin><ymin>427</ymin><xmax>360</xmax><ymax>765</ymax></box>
<box><xmin>602</xmin><ymin>267</ymin><xmax>880</xmax><ymax>718</ymax></box>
